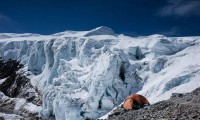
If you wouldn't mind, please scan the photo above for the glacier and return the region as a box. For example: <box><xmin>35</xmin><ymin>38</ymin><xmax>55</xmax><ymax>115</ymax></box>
<box><xmin>0</xmin><ymin>26</ymin><xmax>200</xmax><ymax>119</ymax></box>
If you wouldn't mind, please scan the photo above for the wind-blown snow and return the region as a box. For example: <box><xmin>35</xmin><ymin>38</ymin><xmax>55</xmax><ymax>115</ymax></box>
<box><xmin>0</xmin><ymin>27</ymin><xmax>200</xmax><ymax>120</ymax></box>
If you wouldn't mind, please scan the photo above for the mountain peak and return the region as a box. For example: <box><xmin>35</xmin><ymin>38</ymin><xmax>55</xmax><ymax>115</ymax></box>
<box><xmin>84</xmin><ymin>26</ymin><xmax>115</xmax><ymax>37</ymax></box>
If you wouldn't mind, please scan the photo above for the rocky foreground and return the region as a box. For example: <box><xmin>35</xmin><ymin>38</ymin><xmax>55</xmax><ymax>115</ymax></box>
<box><xmin>107</xmin><ymin>87</ymin><xmax>200</xmax><ymax>120</ymax></box>
<box><xmin>0</xmin><ymin>59</ymin><xmax>42</xmax><ymax>120</ymax></box>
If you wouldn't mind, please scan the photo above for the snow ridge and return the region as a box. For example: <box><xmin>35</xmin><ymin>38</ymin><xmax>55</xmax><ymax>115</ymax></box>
<box><xmin>0</xmin><ymin>27</ymin><xmax>200</xmax><ymax>119</ymax></box>
<box><xmin>84</xmin><ymin>26</ymin><xmax>115</xmax><ymax>37</ymax></box>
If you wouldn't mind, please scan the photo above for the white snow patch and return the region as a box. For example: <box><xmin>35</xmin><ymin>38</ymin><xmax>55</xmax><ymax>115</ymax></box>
<box><xmin>0</xmin><ymin>78</ymin><xmax>7</xmax><ymax>84</ymax></box>
<box><xmin>0</xmin><ymin>112</ymin><xmax>22</xmax><ymax>120</ymax></box>
<box><xmin>14</xmin><ymin>99</ymin><xmax>26</xmax><ymax>111</ymax></box>
<box><xmin>23</xmin><ymin>103</ymin><xmax>42</xmax><ymax>113</ymax></box>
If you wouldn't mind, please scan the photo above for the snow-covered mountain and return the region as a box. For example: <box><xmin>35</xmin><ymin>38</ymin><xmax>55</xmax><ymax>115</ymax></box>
<box><xmin>0</xmin><ymin>26</ymin><xmax>200</xmax><ymax>120</ymax></box>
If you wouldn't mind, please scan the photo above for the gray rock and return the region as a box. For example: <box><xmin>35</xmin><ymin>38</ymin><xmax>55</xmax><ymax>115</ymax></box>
<box><xmin>107</xmin><ymin>87</ymin><xmax>200</xmax><ymax>120</ymax></box>
<box><xmin>0</xmin><ymin>60</ymin><xmax>43</xmax><ymax>120</ymax></box>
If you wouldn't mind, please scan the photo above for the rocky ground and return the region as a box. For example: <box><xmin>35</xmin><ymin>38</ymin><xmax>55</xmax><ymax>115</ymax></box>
<box><xmin>106</xmin><ymin>87</ymin><xmax>200</xmax><ymax>120</ymax></box>
<box><xmin>0</xmin><ymin>59</ymin><xmax>42</xmax><ymax>120</ymax></box>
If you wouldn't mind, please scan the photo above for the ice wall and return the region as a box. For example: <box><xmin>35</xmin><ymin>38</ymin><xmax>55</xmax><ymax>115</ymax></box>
<box><xmin>0</xmin><ymin>28</ymin><xmax>200</xmax><ymax>120</ymax></box>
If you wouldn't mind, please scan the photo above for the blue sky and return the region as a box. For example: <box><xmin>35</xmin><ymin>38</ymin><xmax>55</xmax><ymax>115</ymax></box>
<box><xmin>0</xmin><ymin>0</ymin><xmax>200</xmax><ymax>36</ymax></box>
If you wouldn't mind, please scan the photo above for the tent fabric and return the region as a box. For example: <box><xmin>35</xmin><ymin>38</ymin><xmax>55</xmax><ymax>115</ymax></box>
<box><xmin>123</xmin><ymin>94</ymin><xmax>150</xmax><ymax>110</ymax></box>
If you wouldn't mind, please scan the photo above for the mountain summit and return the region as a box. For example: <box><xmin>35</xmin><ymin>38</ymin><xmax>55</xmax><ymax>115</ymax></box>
<box><xmin>84</xmin><ymin>26</ymin><xmax>115</xmax><ymax>37</ymax></box>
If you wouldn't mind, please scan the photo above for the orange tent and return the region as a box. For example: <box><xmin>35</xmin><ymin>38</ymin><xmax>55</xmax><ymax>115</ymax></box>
<box><xmin>123</xmin><ymin>94</ymin><xmax>150</xmax><ymax>110</ymax></box>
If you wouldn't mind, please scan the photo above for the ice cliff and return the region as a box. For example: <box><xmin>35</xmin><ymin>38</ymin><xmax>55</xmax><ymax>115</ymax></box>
<box><xmin>0</xmin><ymin>27</ymin><xmax>200</xmax><ymax>119</ymax></box>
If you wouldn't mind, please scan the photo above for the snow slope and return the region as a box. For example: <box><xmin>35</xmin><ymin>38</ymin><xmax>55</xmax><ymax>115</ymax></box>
<box><xmin>0</xmin><ymin>27</ymin><xmax>200</xmax><ymax>119</ymax></box>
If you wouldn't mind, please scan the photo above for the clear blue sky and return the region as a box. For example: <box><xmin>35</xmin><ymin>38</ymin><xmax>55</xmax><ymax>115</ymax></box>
<box><xmin>0</xmin><ymin>0</ymin><xmax>200</xmax><ymax>36</ymax></box>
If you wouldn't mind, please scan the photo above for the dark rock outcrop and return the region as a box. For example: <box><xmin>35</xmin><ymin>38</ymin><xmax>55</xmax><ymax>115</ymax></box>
<box><xmin>0</xmin><ymin>59</ymin><xmax>42</xmax><ymax>119</ymax></box>
<box><xmin>107</xmin><ymin>88</ymin><xmax>200</xmax><ymax>120</ymax></box>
